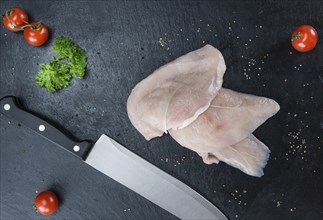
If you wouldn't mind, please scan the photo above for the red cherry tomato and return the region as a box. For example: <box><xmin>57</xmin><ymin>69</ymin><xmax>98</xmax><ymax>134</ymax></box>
<box><xmin>23</xmin><ymin>21</ymin><xmax>49</xmax><ymax>46</ymax></box>
<box><xmin>2</xmin><ymin>7</ymin><xmax>28</xmax><ymax>32</ymax></box>
<box><xmin>34</xmin><ymin>191</ymin><xmax>58</xmax><ymax>215</ymax></box>
<box><xmin>291</xmin><ymin>25</ymin><xmax>318</xmax><ymax>52</ymax></box>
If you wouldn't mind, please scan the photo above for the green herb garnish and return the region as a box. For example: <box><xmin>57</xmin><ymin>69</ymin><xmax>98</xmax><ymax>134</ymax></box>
<box><xmin>36</xmin><ymin>36</ymin><xmax>87</xmax><ymax>93</ymax></box>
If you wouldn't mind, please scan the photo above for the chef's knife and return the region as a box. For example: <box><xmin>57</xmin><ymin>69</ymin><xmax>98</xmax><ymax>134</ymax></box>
<box><xmin>0</xmin><ymin>96</ymin><xmax>227</xmax><ymax>220</ymax></box>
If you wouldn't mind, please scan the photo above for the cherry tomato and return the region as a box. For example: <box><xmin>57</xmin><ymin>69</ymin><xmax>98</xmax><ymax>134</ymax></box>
<box><xmin>34</xmin><ymin>191</ymin><xmax>58</xmax><ymax>215</ymax></box>
<box><xmin>23</xmin><ymin>21</ymin><xmax>49</xmax><ymax>46</ymax></box>
<box><xmin>291</xmin><ymin>25</ymin><xmax>318</xmax><ymax>52</ymax></box>
<box><xmin>2</xmin><ymin>7</ymin><xmax>28</xmax><ymax>32</ymax></box>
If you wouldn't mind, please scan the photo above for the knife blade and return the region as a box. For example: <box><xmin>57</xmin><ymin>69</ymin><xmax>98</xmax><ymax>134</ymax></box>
<box><xmin>0</xmin><ymin>96</ymin><xmax>227</xmax><ymax>220</ymax></box>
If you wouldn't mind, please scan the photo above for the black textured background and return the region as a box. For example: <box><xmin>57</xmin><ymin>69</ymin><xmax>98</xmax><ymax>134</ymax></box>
<box><xmin>1</xmin><ymin>0</ymin><xmax>323</xmax><ymax>219</ymax></box>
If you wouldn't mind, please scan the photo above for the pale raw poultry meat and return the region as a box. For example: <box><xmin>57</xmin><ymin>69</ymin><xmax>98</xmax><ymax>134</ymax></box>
<box><xmin>127</xmin><ymin>45</ymin><xmax>226</xmax><ymax>140</ymax></box>
<box><xmin>169</xmin><ymin>88</ymin><xmax>279</xmax><ymax>177</ymax></box>
<box><xmin>127</xmin><ymin>45</ymin><xmax>280</xmax><ymax>177</ymax></box>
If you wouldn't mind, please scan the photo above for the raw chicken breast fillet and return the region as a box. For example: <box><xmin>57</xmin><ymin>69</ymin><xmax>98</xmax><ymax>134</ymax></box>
<box><xmin>170</xmin><ymin>88</ymin><xmax>280</xmax><ymax>177</ymax></box>
<box><xmin>127</xmin><ymin>45</ymin><xmax>226</xmax><ymax>140</ymax></box>
<box><xmin>198</xmin><ymin>135</ymin><xmax>270</xmax><ymax>177</ymax></box>
<box><xmin>127</xmin><ymin>45</ymin><xmax>280</xmax><ymax>177</ymax></box>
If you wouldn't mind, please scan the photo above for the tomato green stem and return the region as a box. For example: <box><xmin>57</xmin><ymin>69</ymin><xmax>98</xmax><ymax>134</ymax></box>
<box><xmin>19</xmin><ymin>21</ymin><xmax>42</xmax><ymax>30</ymax></box>
<box><xmin>33</xmin><ymin>205</ymin><xmax>39</xmax><ymax>213</ymax></box>
<box><xmin>3</xmin><ymin>9</ymin><xmax>40</xmax><ymax>31</ymax></box>
<box><xmin>292</xmin><ymin>32</ymin><xmax>302</xmax><ymax>41</ymax></box>
<box><xmin>4</xmin><ymin>8</ymin><xmax>13</xmax><ymax>17</ymax></box>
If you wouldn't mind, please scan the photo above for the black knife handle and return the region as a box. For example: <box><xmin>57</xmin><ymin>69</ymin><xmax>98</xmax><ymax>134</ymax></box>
<box><xmin>0</xmin><ymin>96</ymin><xmax>92</xmax><ymax>160</ymax></box>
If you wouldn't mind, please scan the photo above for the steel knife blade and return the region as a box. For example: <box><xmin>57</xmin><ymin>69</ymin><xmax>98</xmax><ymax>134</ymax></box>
<box><xmin>0</xmin><ymin>96</ymin><xmax>227</xmax><ymax>220</ymax></box>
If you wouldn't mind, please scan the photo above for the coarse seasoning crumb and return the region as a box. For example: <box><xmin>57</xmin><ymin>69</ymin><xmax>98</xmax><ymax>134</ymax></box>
<box><xmin>276</xmin><ymin>200</ymin><xmax>282</xmax><ymax>207</ymax></box>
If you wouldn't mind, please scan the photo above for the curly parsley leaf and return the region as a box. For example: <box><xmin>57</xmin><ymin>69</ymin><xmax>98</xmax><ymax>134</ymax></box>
<box><xmin>52</xmin><ymin>36</ymin><xmax>87</xmax><ymax>78</ymax></box>
<box><xmin>36</xmin><ymin>36</ymin><xmax>87</xmax><ymax>93</ymax></box>
<box><xmin>36</xmin><ymin>59</ymin><xmax>72</xmax><ymax>93</ymax></box>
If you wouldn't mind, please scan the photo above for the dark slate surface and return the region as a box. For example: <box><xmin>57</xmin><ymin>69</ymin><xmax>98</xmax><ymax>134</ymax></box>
<box><xmin>0</xmin><ymin>0</ymin><xmax>323</xmax><ymax>219</ymax></box>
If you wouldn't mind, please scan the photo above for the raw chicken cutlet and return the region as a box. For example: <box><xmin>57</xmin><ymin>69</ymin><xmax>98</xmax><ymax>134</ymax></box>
<box><xmin>127</xmin><ymin>45</ymin><xmax>226</xmax><ymax>140</ymax></box>
<box><xmin>127</xmin><ymin>45</ymin><xmax>280</xmax><ymax>177</ymax></box>
<box><xmin>170</xmin><ymin>88</ymin><xmax>280</xmax><ymax>177</ymax></box>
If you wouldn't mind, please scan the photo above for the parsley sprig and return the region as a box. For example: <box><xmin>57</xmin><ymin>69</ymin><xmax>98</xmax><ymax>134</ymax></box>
<box><xmin>36</xmin><ymin>36</ymin><xmax>87</xmax><ymax>93</ymax></box>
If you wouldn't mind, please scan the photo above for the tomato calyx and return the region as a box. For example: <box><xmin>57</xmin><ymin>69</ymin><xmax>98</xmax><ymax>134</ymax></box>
<box><xmin>29</xmin><ymin>21</ymin><xmax>43</xmax><ymax>30</ymax></box>
<box><xmin>292</xmin><ymin>32</ymin><xmax>302</xmax><ymax>41</ymax></box>
<box><xmin>2</xmin><ymin>8</ymin><xmax>13</xmax><ymax>18</ymax></box>
<box><xmin>33</xmin><ymin>205</ymin><xmax>39</xmax><ymax>213</ymax></box>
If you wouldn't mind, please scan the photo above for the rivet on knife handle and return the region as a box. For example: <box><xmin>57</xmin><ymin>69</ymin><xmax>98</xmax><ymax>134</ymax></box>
<box><xmin>0</xmin><ymin>96</ymin><xmax>92</xmax><ymax>160</ymax></box>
